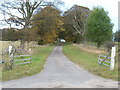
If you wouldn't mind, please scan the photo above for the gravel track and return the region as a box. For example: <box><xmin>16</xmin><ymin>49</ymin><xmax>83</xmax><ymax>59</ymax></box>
<box><xmin>1</xmin><ymin>46</ymin><xmax>118</xmax><ymax>88</ymax></box>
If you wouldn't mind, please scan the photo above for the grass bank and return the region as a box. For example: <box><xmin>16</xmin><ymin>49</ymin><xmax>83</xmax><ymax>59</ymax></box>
<box><xmin>63</xmin><ymin>44</ymin><xmax>118</xmax><ymax>81</ymax></box>
<box><xmin>1</xmin><ymin>45</ymin><xmax>54</xmax><ymax>81</ymax></box>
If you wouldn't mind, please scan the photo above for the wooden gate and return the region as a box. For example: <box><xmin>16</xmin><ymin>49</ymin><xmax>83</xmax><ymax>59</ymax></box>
<box><xmin>11</xmin><ymin>54</ymin><xmax>32</xmax><ymax>65</ymax></box>
<box><xmin>98</xmin><ymin>46</ymin><xmax>116</xmax><ymax>70</ymax></box>
<box><xmin>98</xmin><ymin>54</ymin><xmax>111</xmax><ymax>67</ymax></box>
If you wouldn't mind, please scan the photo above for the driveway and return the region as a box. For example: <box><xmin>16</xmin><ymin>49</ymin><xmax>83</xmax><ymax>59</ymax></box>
<box><xmin>1</xmin><ymin>46</ymin><xmax>118</xmax><ymax>88</ymax></box>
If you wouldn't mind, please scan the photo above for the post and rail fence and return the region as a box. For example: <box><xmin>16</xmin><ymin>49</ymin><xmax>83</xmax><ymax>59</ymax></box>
<box><xmin>11</xmin><ymin>54</ymin><xmax>32</xmax><ymax>65</ymax></box>
<box><xmin>98</xmin><ymin>54</ymin><xmax>111</xmax><ymax>67</ymax></box>
<box><xmin>0</xmin><ymin>45</ymin><xmax>32</xmax><ymax>69</ymax></box>
<box><xmin>98</xmin><ymin>46</ymin><xmax>116</xmax><ymax>70</ymax></box>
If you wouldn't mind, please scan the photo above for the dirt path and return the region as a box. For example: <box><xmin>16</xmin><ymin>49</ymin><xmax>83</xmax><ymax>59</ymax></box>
<box><xmin>1</xmin><ymin>46</ymin><xmax>118</xmax><ymax>88</ymax></box>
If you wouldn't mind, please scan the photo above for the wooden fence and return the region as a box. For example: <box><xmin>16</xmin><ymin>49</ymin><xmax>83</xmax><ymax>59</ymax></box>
<box><xmin>0</xmin><ymin>54</ymin><xmax>31</xmax><ymax>65</ymax></box>
<box><xmin>98</xmin><ymin>46</ymin><xmax>116</xmax><ymax>70</ymax></box>
<box><xmin>1</xmin><ymin>45</ymin><xmax>32</xmax><ymax>70</ymax></box>
<box><xmin>11</xmin><ymin>54</ymin><xmax>32</xmax><ymax>65</ymax></box>
<box><xmin>98</xmin><ymin>54</ymin><xmax>111</xmax><ymax>67</ymax></box>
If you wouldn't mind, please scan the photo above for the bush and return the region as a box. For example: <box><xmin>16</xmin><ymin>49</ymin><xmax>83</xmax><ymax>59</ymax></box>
<box><xmin>104</xmin><ymin>41</ymin><xmax>116</xmax><ymax>52</ymax></box>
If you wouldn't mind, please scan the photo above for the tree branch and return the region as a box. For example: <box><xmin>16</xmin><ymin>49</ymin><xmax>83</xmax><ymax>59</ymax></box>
<box><xmin>3</xmin><ymin>13</ymin><xmax>12</xmax><ymax>28</ymax></box>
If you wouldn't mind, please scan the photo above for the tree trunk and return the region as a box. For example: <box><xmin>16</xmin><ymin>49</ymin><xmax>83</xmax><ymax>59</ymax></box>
<box><xmin>27</xmin><ymin>41</ymin><xmax>30</xmax><ymax>50</ymax></box>
<box><xmin>97</xmin><ymin>44</ymin><xmax>100</xmax><ymax>49</ymax></box>
<box><xmin>83</xmin><ymin>37</ymin><xmax>86</xmax><ymax>46</ymax></box>
<box><xmin>20</xmin><ymin>21</ymin><xmax>29</xmax><ymax>50</ymax></box>
<box><xmin>20</xmin><ymin>40</ymin><xmax>26</xmax><ymax>50</ymax></box>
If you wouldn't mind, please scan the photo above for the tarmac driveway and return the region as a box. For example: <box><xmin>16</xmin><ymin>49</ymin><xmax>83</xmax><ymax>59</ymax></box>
<box><xmin>1</xmin><ymin>46</ymin><xmax>118</xmax><ymax>88</ymax></box>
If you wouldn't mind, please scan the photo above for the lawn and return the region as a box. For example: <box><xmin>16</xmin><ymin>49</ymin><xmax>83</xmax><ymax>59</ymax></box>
<box><xmin>1</xmin><ymin>41</ymin><xmax>54</xmax><ymax>81</ymax></box>
<box><xmin>63</xmin><ymin>44</ymin><xmax>118</xmax><ymax>81</ymax></box>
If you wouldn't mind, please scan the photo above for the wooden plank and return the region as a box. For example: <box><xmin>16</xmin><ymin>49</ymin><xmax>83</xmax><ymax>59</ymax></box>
<box><xmin>99</xmin><ymin>55</ymin><xmax>111</xmax><ymax>59</ymax></box>
<box><xmin>14</xmin><ymin>58</ymin><xmax>31</xmax><ymax>62</ymax></box>
<box><xmin>98</xmin><ymin>60</ymin><xmax>102</xmax><ymax>65</ymax></box>
<box><xmin>102</xmin><ymin>63</ymin><xmax>110</xmax><ymax>67</ymax></box>
<box><xmin>98</xmin><ymin>61</ymin><xmax>110</xmax><ymax>67</ymax></box>
<box><xmin>15</xmin><ymin>61</ymin><xmax>31</xmax><ymax>65</ymax></box>
<box><xmin>99</xmin><ymin>59</ymin><xmax>111</xmax><ymax>63</ymax></box>
<box><xmin>14</xmin><ymin>55</ymin><xmax>31</xmax><ymax>57</ymax></box>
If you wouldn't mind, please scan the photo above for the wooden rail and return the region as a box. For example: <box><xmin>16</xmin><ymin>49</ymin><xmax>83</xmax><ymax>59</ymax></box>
<box><xmin>99</xmin><ymin>59</ymin><xmax>111</xmax><ymax>63</ymax></box>
<box><xmin>98</xmin><ymin>54</ymin><xmax>111</xmax><ymax>67</ymax></box>
<box><xmin>12</xmin><ymin>54</ymin><xmax>31</xmax><ymax>65</ymax></box>
<box><xmin>13</xmin><ymin>55</ymin><xmax>31</xmax><ymax>57</ymax></box>
<box><xmin>99</xmin><ymin>55</ymin><xmax>111</xmax><ymax>59</ymax></box>
<box><xmin>16</xmin><ymin>61</ymin><xmax>31</xmax><ymax>65</ymax></box>
<box><xmin>14</xmin><ymin>58</ymin><xmax>31</xmax><ymax>62</ymax></box>
<box><xmin>98</xmin><ymin>60</ymin><xmax>110</xmax><ymax>67</ymax></box>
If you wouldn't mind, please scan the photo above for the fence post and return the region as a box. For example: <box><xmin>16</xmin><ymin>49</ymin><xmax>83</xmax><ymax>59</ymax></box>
<box><xmin>8</xmin><ymin>45</ymin><xmax>13</xmax><ymax>55</ymax></box>
<box><xmin>29</xmin><ymin>49</ymin><xmax>32</xmax><ymax>63</ymax></box>
<box><xmin>10</xmin><ymin>54</ymin><xmax>14</xmax><ymax>69</ymax></box>
<box><xmin>110</xmin><ymin>46</ymin><xmax>116</xmax><ymax>70</ymax></box>
<box><xmin>98</xmin><ymin>55</ymin><xmax>100</xmax><ymax>65</ymax></box>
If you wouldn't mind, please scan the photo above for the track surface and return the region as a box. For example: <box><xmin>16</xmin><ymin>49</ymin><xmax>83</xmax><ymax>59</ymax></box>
<box><xmin>1</xmin><ymin>46</ymin><xmax>118</xmax><ymax>88</ymax></box>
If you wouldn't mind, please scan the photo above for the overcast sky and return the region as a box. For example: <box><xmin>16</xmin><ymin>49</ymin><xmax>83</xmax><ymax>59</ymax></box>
<box><xmin>0</xmin><ymin>0</ymin><xmax>119</xmax><ymax>32</ymax></box>
<box><xmin>61</xmin><ymin>0</ymin><xmax>119</xmax><ymax>33</ymax></box>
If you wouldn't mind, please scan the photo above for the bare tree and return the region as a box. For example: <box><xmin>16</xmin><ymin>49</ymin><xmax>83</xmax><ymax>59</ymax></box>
<box><xmin>63</xmin><ymin>5</ymin><xmax>90</xmax><ymax>44</ymax></box>
<box><xmin>0</xmin><ymin>0</ymin><xmax>64</xmax><ymax>49</ymax></box>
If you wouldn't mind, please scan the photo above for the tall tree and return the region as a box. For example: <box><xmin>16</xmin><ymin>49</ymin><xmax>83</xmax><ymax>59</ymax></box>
<box><xmin>114</xmin><ymin>30</ymin><xmax>120</xmax><ymax>42</ymax></box>
<box><xmin>85</xmin><ymin>7</ymin><xmax>113</xmax><ymax>48</ymax></box>
<box><xmin>1</xmin><ymin>0</ymin><xmax>64</xmax><ymax>49</ymax></box>
<box><xmin>63</xmin><ymin>5</ymin><xmax>90</xmax><ymax>43</ymax></box>
<box><xmin>1</xmin><ymin>0</ymin><xmax>46</xmax><ymax>49</ymax></box>
<box><xmin>32</xmin><ymin>6</ymin><xmax>64</xmax><ymax>44</ymax></box>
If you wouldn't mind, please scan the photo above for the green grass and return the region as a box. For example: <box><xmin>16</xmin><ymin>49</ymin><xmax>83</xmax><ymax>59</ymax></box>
<box><xmin>63</xmin><ymin>44</ymin><xmax>118</xmax><ymax>81</ymax></box>
<box><xmin>1</xmin><ymin>45</ymin><xmax>54</xmax><ymax>81</ymax></box>
<box><xmin>13</xmin><ymin>56</ymin><xmax>31</xmax><ymax>64</ymax></box>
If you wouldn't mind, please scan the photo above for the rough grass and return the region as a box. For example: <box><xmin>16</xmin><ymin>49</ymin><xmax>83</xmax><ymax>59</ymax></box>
<box><xmin>63</xmin><ymin>44</ymin><xmax>118</xmax><ymax>81</ymax></box>
<box><xmin>0</xmin><ymin>41</ymin><xmax>21</xmax><ymax>61</ymax></box>
<box><xmin>1</xmin><ymin>43</ymin><xmax>54</xmax><ymax>81</ymax></box>
<box><xmin>0</xmin><ymin>41</ymin><xmax>20</xmax><ymax>53</ymax></box>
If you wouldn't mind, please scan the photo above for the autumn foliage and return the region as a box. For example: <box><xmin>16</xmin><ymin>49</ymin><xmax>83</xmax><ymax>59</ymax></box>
<box><xmin>32</xmin><ymin>6</ymin><xmax>64</xmax><ymax>44</ymax></box>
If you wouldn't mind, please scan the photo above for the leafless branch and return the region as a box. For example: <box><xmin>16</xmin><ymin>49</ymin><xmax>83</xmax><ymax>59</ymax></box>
<box><xmin>3</xmin><ymin>13</ymin><xmax>12</xmax><ymax>28</ymax></box>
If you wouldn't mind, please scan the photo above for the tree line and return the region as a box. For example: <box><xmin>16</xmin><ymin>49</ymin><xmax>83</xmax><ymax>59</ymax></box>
<box><xmin>1</xmin><ymin>0</ymin><xmax>119</xmax><ymax>49</ymax></box>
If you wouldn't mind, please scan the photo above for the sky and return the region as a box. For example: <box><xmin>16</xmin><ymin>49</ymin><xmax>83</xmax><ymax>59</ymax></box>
<box><xmin>60</xmin><ymin>0</ymin><xmax>119</xmax><ymax>33</ymax></box>
<box><xmin>0</xmin><ymin>0</ymin><xmax>119</xmax><ymax>33</ymax></box>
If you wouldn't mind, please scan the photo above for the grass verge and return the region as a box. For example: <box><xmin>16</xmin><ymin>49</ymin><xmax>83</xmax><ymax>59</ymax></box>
<box><xmin>1</xmin><ymin>45</ymin><xmax>54</xmax><ymax>81</ymax></box>
<box><xmin>63</xmin><ymin>44</ymin><xmax>118</xmax><ymax>81</ymax></box>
